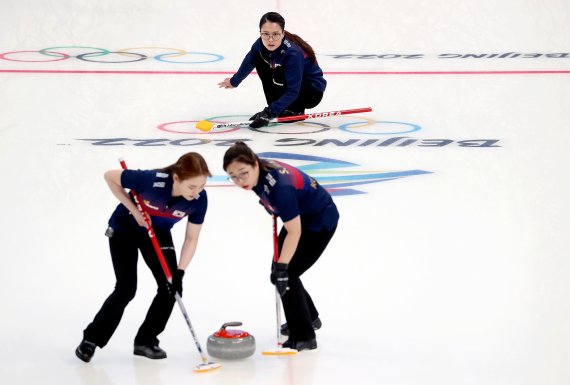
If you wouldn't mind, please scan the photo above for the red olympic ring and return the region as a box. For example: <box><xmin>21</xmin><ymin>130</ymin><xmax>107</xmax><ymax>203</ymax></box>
<box><xmin>0</xmin><ymin>50</ymin><xmax>70</xmax><ymax>62</ymax></box>
<box><xmin>157</xmin><ymin>121</ymin><xmax>240</xmax><ymax>134</ymax></box>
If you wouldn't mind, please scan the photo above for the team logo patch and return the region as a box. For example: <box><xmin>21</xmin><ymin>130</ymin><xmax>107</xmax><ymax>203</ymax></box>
<box><xmin>172</xmin><ymin>210</ymin><xmax>186</xmax><ymax>218</ymax></box>
<box><xmin>266</xmin><ymin>174</ymin><xmax>276</xmax><ymax>186</ymax></box>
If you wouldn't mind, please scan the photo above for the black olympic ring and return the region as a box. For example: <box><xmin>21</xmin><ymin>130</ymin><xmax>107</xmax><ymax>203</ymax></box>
<box><xmin>249</xmin><ymin>121</ymin><xmax>331</xmax><ymax>134</ymax></box>
<box><xmin>76</xmin><ymin>51</ymin><xmax>147</xmax><ymax>63</ymax></box>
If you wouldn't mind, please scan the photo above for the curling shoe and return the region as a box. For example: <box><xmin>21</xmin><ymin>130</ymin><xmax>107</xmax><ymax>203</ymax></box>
<box><xmin>134</xmin><ymin>343</ymin><xmax>167</xmax><ymax>359</ymax></box>
<box><xmin>75</xmin><ymin>340</ymin><xmax>96</xmax><ymax>362</ymax></box>
<box><xmin>283</xmin><ymin>337</ymin><xmax>317</xmax><ymax>351</ymax></box>
<box><xmin>280</xmin><ymin>317</ymin><xmax>322</xmax><ymax>336</ymax></box>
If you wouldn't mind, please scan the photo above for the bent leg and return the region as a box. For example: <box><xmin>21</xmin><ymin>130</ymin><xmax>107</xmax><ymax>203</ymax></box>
<box><xmin>83</xmin><ymin>233</ymin><xmax>138</xmax><ymax>347</ymax></box>
<box><xmin>134</xmin><ymin>231</ymin><xmax>177</xmax><ymax>346</ymax></box>
<box><xmin>278</xmin><ymin>226</ymin><xmax>336</xmax><ymax>341</ymax></box>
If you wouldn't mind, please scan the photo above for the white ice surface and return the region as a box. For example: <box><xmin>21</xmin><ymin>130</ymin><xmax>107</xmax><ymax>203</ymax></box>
<box><xmin>1</xmin><ymin>1</ymin><xmax>570</xmax><ymax>384</ymax></box>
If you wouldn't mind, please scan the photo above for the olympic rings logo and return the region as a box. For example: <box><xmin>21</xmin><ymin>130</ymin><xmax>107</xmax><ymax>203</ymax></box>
<box><xmin>0</xmin><ymin>46</ymin><xmax>224</xmax><ymax>64</ymax></box>
<box><xmin>157</xmin><ymin>116</ymin><xmax>422</xmax><ymax>135</ymax></box>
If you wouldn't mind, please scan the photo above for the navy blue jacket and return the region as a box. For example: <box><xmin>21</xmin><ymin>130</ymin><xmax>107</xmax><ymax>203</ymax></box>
<box><xmin>230</xmin><ymin>38</ymin><xmax>326</xmax><ymax>116</ymax></box>
<box><xmin>108</xmin><ymin>169</ymin><xmax>208</xmax><ymax>234</ymax></box>
<box><xmin>253</xmin><ymin>160</ymin><xmax>339</xmax><ymax>231</ymax></box>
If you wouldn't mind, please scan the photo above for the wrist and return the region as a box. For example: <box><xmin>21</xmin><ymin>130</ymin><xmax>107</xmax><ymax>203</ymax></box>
<box><xmin>275</xmin><ymin>262</ymin><xmax>288</xmax><ymax>270</ymax></box>
<box><xmin>264</xmin><ymin>107</ymin><xmax>275</xmax><ymax>118</ymax></box>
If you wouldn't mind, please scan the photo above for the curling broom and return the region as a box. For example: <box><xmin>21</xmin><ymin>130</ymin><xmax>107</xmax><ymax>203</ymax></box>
<box><xmin>196</xmin><ymin>107</ymin><xmax>372</xmax><ymax>131</ymax></box>
<box><xmin>119</xmin><ymin>159</ymin><xmax>221</xmax><ymax>373</ymax></box>
<box><xmin>262</xmin><ymin>215</ymin><xmax>298</xmax><ymax>356</ymax></box>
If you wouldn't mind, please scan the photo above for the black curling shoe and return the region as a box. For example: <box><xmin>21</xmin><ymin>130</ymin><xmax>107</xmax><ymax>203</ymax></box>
<box><xmin>75</xmin><ymin>340</ymin><xmax>96</xmax><ymax>362</ymax></box>
<box><xmin>280</xmin><ymin>317</ymin><xmax>322</xmax><ymax>336</ymax></box>
<box><xmin>283</xmin><ymin>338</ymin><xmax>317</xmax><ymax>351</ymax></box>
<box><xmin>134</xmin><ymin>344</ymin><xmax>167</xmax><ymax>359</ymax></box>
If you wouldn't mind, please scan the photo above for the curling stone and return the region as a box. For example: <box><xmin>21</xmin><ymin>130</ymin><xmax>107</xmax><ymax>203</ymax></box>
<box><xmin>207</xmin><ymin>322</ymin><xmax>256</xmax><ymax>359</ymax></box>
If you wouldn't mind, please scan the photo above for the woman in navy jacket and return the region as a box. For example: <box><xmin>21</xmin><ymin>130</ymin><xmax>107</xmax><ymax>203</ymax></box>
<box><xmin>75</xmin><ymin>152</ymin><xmax>211</xmax><ymax>362</ymax></box>
<box><xmin>223</xmin><ymin>141</ymin><xmax>339</xmax><ymax>351</ymax></box>
<box><xmin>218</xmin><ymin>12</ymin><xmax>326</xmax><ymax>128</ymax></box>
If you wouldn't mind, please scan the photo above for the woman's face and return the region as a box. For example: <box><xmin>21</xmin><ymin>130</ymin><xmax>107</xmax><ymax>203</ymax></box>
<box><xmin>226</xmin><ymin>161</ymin><xmax>259</xmax><ymax>190</ymax></box>
<box><xmin>260</xmin><ymin>21</ymin><xmax>284</xmax><ymax>51</ymax></box>
<box><xmin>173</xmin><ymin>174</ymin><xmax>207</xmax><ymax>200</ymax></box>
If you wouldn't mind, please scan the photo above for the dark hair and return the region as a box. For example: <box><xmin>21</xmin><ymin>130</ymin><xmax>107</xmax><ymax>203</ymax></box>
<box><xmin>223</xmin><ymin>141</ymin><xmax>276</xmax><ymax>172</ymax></box>
<box><xmin>163</xmin><ymin>152</ymin><xmax>212</xmax><ymax>180</ymax></box>
<box><xmin>259</xmin><ymin>12</ymin><xmax>317</xmax><ymax>63</ymax></box>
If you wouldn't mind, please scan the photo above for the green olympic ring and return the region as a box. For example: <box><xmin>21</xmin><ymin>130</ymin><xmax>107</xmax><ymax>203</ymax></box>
<box><xmin>40</xmin><ymin>46</ymin><xmax>110</xmax><ymax>58</ymax></box>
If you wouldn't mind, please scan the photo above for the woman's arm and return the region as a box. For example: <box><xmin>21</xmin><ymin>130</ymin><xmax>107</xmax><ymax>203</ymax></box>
<box><xmin>104</xmin><ymin>170</ymin><xmax>148</xmax><ymax>228</ymax></box>
<box><xmin>278</xmin><ymin>215</ymin><xmax>302</xmax><ymax>264</ymax></box>
<box><xmin>178</xmin><ymin>221</ymin><xmax>203</xmax><ymax>270</ymax></box>
<box><xmin>228</xmin><ymin>42</ymin><xmax>259</xmax><ymax>87</ymax></box>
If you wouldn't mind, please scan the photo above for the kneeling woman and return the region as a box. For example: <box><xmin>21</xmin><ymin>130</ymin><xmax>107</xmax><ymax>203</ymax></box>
<box><xmin>223</xmin><ymin>142</ymin><xmax>339</xmax><ymax>351</ymax></box>
<box><xmin>76</xmin><ymin>152</ymin><xmax>211</xmax><ymax>362</ymax></box>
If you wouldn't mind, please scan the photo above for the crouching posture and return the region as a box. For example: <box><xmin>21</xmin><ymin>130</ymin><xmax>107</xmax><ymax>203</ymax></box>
<box><xmin>223</xmin><ymin>142</ymin><xmax>338</xmax><ymax>351</ymax></box>
<box><xmin>75</xmin><ymin>152</ymin><xmax>211</xmax><ymax>362</ymax></box>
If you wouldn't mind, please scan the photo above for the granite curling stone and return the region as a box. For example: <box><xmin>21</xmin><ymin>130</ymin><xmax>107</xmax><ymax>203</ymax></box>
<box><xmin>207</xmin><ymin>322</ymin><xmax>256</xmax><ymax>359</ymax></box>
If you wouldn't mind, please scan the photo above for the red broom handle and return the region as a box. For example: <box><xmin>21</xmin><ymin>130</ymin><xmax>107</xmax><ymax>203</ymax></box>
<box><xmin>272</xmin><ymin>215</ymin><xmax>279</xmax><ymax>263</ymax></box>
<box><xmin>274</xmin><ymin>107</ymin><xmax>372</xmax><ymax>123</ymax></box>
<box><xmin>204</xmin><ymin>106</ymin><xmax>373</xmax><ymax>130</ymax></box>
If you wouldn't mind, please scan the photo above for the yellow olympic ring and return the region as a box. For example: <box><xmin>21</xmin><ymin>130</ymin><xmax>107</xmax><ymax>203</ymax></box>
<box><xmin>335</xmin><ymin>116</ymin><xmax>376</xmax><ymax>129</ymax></box>
<box><xmin>116</xmin><ymin>46</ymin><xmax>188</xmax><ymax>58</ymax></box>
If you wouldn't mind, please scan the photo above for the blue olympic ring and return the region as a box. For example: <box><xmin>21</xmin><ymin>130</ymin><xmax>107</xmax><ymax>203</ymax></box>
<box><xmin>338</xmin><ymin>120</ymin><xmax>422</xmax><ymax>135</ymax></box>
<box><xmin>0</xmin><ymin>46</ymin><xmax>224</xmax><ymax>64</ymax></box>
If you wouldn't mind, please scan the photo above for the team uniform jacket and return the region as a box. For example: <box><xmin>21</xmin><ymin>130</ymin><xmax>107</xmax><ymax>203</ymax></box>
<box><xmin>252</xmin><ymin>160</ymin><xmax>338</xmax><ymax>231</ymax></box>
<box><xmin>108</xmin><ymin>169</ymin><xmax>207</xmax><ymax>233</ymax></box>
<box><xmin>229</xmin><ymin>38</ymin><xmax>326</xmax><ymax>116</ymax></box>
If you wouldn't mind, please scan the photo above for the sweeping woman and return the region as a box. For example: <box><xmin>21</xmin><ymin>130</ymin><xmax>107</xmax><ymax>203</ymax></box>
<box><xmin>223</xmin><ymin>141</ymin><xmax>339</xmax><ymax>351</ymax></box>
<box><xmin>75</xmin><ymin>152</ymin><xmax>211</xmax><ymax>362</ymax></box>
<box><xmin>217</xmin><ymin>11</ymin><xmax>327</xmax><ymax>128</ymax></box>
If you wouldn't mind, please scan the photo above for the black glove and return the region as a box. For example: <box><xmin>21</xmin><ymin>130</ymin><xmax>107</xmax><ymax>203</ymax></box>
<box><xmin>249</xmin><ymin>107</ymin><xmax>274</xmax><ymax>128</ymax></box>
<box><xmin>270</xmin><ymin>262</ymin><xmax>289</xmax><ymax>296</ymax></box>
<box><xmin>167</xmin><ymin>269</ymin><xmax>185</xmax><ymax>297</ymax></box>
